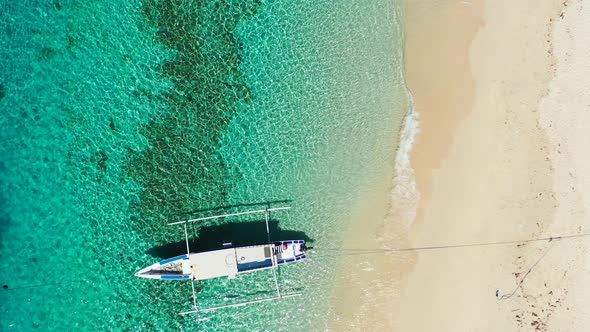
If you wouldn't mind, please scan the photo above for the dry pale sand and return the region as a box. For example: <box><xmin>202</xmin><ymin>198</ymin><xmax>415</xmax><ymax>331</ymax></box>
<box><xmin>397</xmin><ymin>0</ymin><xmax>590</xmax><ymax>331</ymax></box>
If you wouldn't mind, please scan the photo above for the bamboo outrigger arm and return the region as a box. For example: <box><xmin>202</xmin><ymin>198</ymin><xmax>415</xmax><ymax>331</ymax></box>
<box><xmin>179</xmin><ymin>292</ymin><xmax>303</xmax><ymax>316</ymax></box>
<box><xmin>168</xmin><ymin>206</ymin><xmax>292</xmax><ymax>226</ymax></box>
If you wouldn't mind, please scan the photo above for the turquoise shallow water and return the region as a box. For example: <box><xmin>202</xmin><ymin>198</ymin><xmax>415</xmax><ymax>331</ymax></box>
<box><xmin>1</xmin><ymin>0</ymin><xmax>407</xmax><ymax>330</ymax></box>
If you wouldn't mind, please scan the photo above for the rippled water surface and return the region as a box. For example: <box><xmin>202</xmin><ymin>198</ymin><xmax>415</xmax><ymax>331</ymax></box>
<box><xmin>0</xmin><ymin>0</ymin><xmax>407</xmax><ymax>329</ymax></box>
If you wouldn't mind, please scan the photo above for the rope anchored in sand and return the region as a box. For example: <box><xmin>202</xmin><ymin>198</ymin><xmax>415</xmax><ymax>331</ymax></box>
<box><xmin>315</xmin><ymin>232</ymin><xmax>589</xmax><ymax>302</ymax></box>
<box><xmin>314</xmin><ymin>232</ymin><xmax>589</xmax><ymax>256</ymax></box>
<box><xmin>496</xmin><ymin>241</ymin><xmax>556</xmax><ymax>301</ymax></box>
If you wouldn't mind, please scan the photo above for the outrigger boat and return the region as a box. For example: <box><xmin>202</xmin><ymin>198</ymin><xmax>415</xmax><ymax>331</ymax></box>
<box><xmin>135</xmin><ymin>206</ymin><xmax>308</xmax><ymax>315</ymax></box>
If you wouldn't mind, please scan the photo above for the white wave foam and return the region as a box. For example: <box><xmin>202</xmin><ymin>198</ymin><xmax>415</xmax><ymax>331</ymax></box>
<box><xmin>390</xmin><ymin>89</ymin><xmax>420</xmax><ymax>225</ymax></box>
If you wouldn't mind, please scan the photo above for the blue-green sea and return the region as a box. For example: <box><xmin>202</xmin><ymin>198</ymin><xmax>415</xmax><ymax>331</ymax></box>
<box><xmin>0</xmin><ymin>0</ymin><xmax>408</xmax><ymax>330</ymax></box>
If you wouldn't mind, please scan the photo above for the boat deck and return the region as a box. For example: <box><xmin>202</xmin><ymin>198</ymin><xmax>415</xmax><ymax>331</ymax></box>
<box><xmin>185</xmin><ymin>244</ymin><xmax>275</xmax><ymax>281</ymax></box>
<box><xmin>235</xmin><ymin>245</ymin><xmax>274</xmax><ymax>272</ymax></box>
<box><xmin>185</xmin><ymin>248</ymin><xmax>237</xmax><ymax>280</ymax></box>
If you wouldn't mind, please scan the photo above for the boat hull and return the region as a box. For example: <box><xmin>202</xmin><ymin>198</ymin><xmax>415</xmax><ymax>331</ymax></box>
<box><xmin>135</xmin><ymin>254</ymin><xmax>191</xmax><ymax>280</ymax></box>
<box><xmin>136</xmin><ymin>241</ymin><xmax>307</xmax><ymax>281</ymax></box>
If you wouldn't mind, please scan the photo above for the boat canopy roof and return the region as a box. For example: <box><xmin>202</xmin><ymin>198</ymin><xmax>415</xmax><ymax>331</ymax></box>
<box><xmin>186</xmin><ymin>244</ymin><xmax>275</xmax><ymax>281</ymax></box>
<box><xmin>186</xmin><ymin>248</ymin><xmax>238</xmax><ymax>281</ymax></box>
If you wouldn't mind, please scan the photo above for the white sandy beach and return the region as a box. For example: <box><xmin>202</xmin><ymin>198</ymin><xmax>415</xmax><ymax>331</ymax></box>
<box><xmin>398</xmin><ymin>0</ymin><xmax>590</xmax><ymax>330</ymax></box>
<box><xmin>329</xmin><ymin>0</ymin><xmax>590</xmax><ymax>330</ymax></box>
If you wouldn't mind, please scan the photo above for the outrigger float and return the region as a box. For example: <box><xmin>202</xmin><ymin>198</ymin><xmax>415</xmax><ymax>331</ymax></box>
<box><xmin>135</xmin><ymin>206</ymin><xmax>308</xmax><ymax>315</ymax></box>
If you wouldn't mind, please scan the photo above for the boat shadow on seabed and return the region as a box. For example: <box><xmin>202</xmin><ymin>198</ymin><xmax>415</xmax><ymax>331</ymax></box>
<box><xmin>146</xmin><ymin>219</ymin><xmax>314</xmax><ymax>259</ymax></box>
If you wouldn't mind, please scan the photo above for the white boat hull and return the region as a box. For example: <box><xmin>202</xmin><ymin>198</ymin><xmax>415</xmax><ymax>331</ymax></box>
<box><xmin>136</xmin><ymin>241</ymin><xmax>307</xmax><ymax>281</ymax></box>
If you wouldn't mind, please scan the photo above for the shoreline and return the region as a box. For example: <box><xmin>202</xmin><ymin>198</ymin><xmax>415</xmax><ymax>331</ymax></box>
<box><xmin>325</xmin><ymin>1</ymin><xmax>484</xmax><ymax>329</ymax></box>
<box><xmin>404</xmin><ymin>1</ymin><xmax>483</xmax><ymax>224</ymax></box>
<box><xmin>326</xmin><ymin>95</ymin><xmax>418</xmax><ymax>331</ymax></box>
<box><xmin>325</xmin><ymin>0</ymin><xmax>590</xmax><ymax>330</ymax></box>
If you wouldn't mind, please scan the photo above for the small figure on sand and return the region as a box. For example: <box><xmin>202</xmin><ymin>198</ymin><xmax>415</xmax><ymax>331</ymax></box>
<box><xmin>495</xmin><ymin>290</ymin><xmax>500</xmax><ymax>298</ymax></box>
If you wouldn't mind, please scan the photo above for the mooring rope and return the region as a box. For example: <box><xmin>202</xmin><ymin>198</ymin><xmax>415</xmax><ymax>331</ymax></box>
<box><xmin>4</xmin><ymin>233</ymin><xmax>588</xmax><ymax>294</ymax></box>
<box><xmin>311</xmin><ymin>231</ymin><xmax>589</xmax><ymax>302</ymax></box>
<box><xmin>498</xmin><ymin>241</ymin><xmax>556</xmax><ymax>300</ymax></box>
<box><xmin>311</xmin><ymin>232</ymin><xmax>590</xmax><ymax>257</ymax></box>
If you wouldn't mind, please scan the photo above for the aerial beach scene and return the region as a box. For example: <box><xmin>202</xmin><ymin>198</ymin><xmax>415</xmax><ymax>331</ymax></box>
<box><xmin>1</xmin><ymin>0</ymin><xmax>589</xmax><ymax>331</ymax></box>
